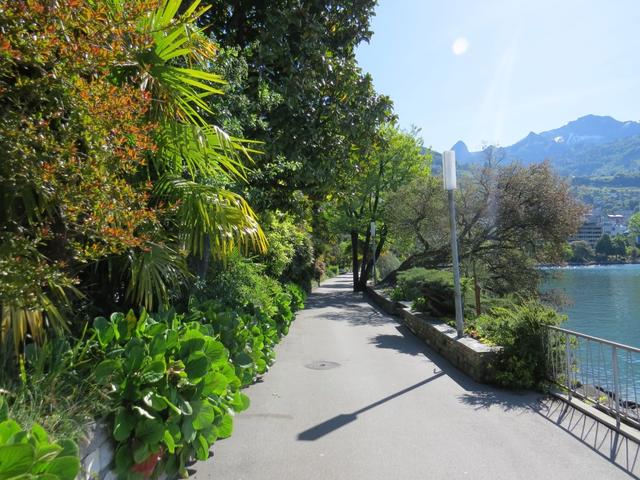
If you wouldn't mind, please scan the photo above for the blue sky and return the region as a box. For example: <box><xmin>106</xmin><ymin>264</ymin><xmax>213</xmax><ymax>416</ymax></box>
<box><xmin>356</xmin><ymin>0</ymin><xmax>640</xmax><ymax>152</ymax></box>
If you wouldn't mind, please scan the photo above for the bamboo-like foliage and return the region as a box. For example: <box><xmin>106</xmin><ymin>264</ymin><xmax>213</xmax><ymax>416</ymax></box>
<box><xmin>125</xmin><ymin>243</ymin><xmax>190</xmax><ymax>311</ymax></box>
<box><xmin>0</xmin><ymin>0</ymin><xmax>267</xmax><ymax>347</ymax></box>
<box><xmin>124</xmin><ymin>0</ymin><xmax>267</xmax><ymax>309</ymax></box>
<box><xmin>156</xmin><ymin>176</ymin><xmax>267</xmax><ymax>258</ymax></box>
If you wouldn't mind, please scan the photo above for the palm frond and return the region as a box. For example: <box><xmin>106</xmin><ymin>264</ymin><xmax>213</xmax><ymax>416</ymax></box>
<box><xmin>0</xmin><ymin>291</ymin><xmax>71</xmax><ymax>355</ymax></box>
<box><xmin>126</xmin><ymin>243</ymin><xmax>191</xmax><ymax>311</ymax></box>
<box><xmin>133</xmin><ymin>0</ymin><xmax>225</xmax><ymax>126</ymax></box>
<box><xmin>156</xmin><ymin>176</ymin><xmax>267</xmax><ymax>257</ymax></box>
<box><xmin>153</xmin><ymin>122</ymin><xmax>257</xmax><ymax>181</ymax></box>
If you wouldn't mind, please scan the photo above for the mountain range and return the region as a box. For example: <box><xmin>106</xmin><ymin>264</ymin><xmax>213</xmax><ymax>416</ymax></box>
<box><xmin>445</xmin><ymin>115</ymin><xmax>640</xmax><ymax>177</ymax></box>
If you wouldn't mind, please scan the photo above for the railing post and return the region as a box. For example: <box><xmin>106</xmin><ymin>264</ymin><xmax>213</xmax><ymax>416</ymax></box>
<box><xmin>565</xmin><ymin>334</ymin><xmax>572</xmax><ymax>399</ymax></box>
<box><xmin>612</xmin><ymin>346</ymin><xmax>621</xmax><ymax>429</ymax></box>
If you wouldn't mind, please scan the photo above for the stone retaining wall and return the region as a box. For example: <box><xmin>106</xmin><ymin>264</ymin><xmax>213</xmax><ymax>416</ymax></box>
<box><xmin>365</xmin><ymin>287</ymin><xmax>501</xmax><ymax>384</ymax></box>
<box><xmin>79</xmin><ymin>422</ymin><xmax>116</xmax><ymax>480</ymax></box>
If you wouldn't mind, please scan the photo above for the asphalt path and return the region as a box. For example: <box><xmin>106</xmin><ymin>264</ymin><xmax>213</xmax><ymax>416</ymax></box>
<box><xmin>193</xmin><ymin>274</ymin><xmax>640</xmax><ymax>479</ymax></box>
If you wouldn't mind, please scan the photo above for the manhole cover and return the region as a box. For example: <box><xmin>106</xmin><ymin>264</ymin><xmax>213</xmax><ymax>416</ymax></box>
<box><xmin>305</xmin><ymin>360</ymin><xmax>340</xmax><ymax>370</ymax></box>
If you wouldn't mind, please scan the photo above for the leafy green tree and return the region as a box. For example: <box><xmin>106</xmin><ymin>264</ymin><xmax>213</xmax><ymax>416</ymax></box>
<box><xmin>595</xmin><ymin>234</ymin><xmax>614</xmax><ymax>256</ymax></box>
<box><xmin>629</xmin><ymin>212</ymin><xmax>640</xmax><ymax>237</ymax></box>
<box><xmin>569</xmin><ymin>241</ymin><xmax>594</xmax><ymax>263</ymax></box>
<box><xmin>387</xmin><ymin>161</ymin><xmax>585</xmax><ymax>295</ymax></box>
<box><xmin>0</xmin><ymin>0</ymin><xmax>265</xmax><ymax>351</ymax></box>
<box><xmin>331</xmin><ymin>125</ymin><xmax>431</xmax><ymax>290</ymax></box>
<box><xmin>611</xmin><ymin>236</ymin><xmax>628</xmax><ymax>257</ymax></box>
<box><xmin>198</xmin><ymin>0</ymin><xmax>388</xmax><ymax>208</ymax></box>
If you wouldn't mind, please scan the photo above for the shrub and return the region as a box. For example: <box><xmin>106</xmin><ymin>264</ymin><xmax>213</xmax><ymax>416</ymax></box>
<box><xmin>91</xmin><ymin>311</ymin><xmax>249</xmax><ymax>478</ymax></box>
<box><xmin>189</xmin><ymin>282</ymin><xmax>301</xmax><ymax>387</ymax></box>
<box><xmin>376</xmin><ymin>252</ymin><xmax>401</xmax><ymax>281</ymax></box>
<box><xmin>1</xmin><ymin>336</ymin><xmax>108</xmax><ymax>443</ymax></box>
<box><xmin>260</xmin><ymin>212</ymin><xmax>298</xmax><ymax>279</ymax></box>
<box><xmin>0</xmin><ymin>397</ymin><xmax>80</xmax><ymax>480</ymax></box>
<box><xmin>285</xmin><ymin>283</ymin><xmax>307</xmax><ymax>312</ymax></box>
<box><xmin>472</xmin><ymin>301</ymin><xmax>566</xmax><ymax>388</ymax></box>
<box><xmin>203</xmin><ymin>254</ymin><xmax>282</xmax><ymax>312</ymax></box>
<box><xmin>325</xmin><ymin>265</ymin><xmax>340</xmax><ymax>279</ymax></box>
<box><xmin>188</xmin><ymin>301</ymin><xmax>276</xmax><ymax>386</ymax></box>
<box><xmin>394</xmin><ymin>268</ymin><xmax>472</xmax><ymax>317</ymax></box>
<box><xmin>282</xmin><ymin>232</ymin><xmax>315</xmax><ymax>292</ymax></box>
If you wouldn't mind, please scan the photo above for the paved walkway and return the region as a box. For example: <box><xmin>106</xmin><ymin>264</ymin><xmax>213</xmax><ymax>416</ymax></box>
<box><xmin>193</xmin><ymin>275</ymin><xmax>640</xmax><ymax>479</ymax></box>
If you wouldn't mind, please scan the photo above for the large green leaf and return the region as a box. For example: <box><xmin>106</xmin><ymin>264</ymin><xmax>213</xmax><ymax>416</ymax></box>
<box><xmin>185</xmin><ymin>352</ymin><xmax>208</xmax><ymax>379</ymax></box>
<box><xmin>93</xmin><ymin>316</ymin><xmax>114</xmax><ymax>347</ymax></box>
<box><xmin>140</xmin><ymin>359</ymin><xmax>166</xmax><ymax>384</ymax></box>
<box><xmin>0</xmin><ymin>444</ymin><xmax>35</xmax><ymax>477</ymax></box>
<box><xmin>194</xmin><ymin>434</ymin><xmax>209</xmax><ymax>461</ymax></box>
<box><xmin>0</xmin><ymin>420</ymin><xmax>21</xmax><ymax>444</ymax></box>
<box><xmin>191</xmin><ymin>401</ymin><xmax>215</xmax><ymax>430</ymax></box>
<box><xmin>202</xmin><ymin>372</ymin><xmax>228</xmax><ymax>396</ymax></box>
<box><xmin>113</xmin><ymin>408</ymin><xmax>136</xmax><ymax>442</ymax></box>
<box><xmin>203</xmin><ymin>339</ymin><xmax>227</xmax><ymax>366</ymax></box>
<box><xmin>216</xmin><ymin>414</ymin><xmax>233</xmax><ymax>439</ymax></box>
<box><xmin>135</xmin><ymin>418</ymin><xmax>164</xmax><ymax>446</ymax></box>
<box><xmin>41</xmin><ymin>455</ymin><xmax>80</xmax><ymax>479</ymax></box>
<box><xmin>95</xmin><ymin>359</ymin><xmax>119</xmax><ymax>384</ymax></box>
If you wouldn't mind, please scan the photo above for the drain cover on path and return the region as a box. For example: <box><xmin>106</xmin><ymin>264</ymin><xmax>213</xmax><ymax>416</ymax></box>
<box><xmin>305</xmin><ymin>360</ymin><xmax>340</xmax><ymax>370</ymax></box>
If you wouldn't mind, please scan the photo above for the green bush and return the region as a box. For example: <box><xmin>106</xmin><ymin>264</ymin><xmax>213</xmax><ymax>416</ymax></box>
<box><xmin>376</xmin><ymin>252</ymin><xmax>401</xmax><ymax>281</ymax></box>
<box><xmin>188</xmin><ymin>301</ymin><xmax>276</xmax><ymax>386</ymax></box>
<box><xmin>325</xmin><ymin>265</ymin><xmax>340</xmax><ymax>279</ymax></box>
<box><xmin>203</xmin><ymin>254</ymin><xmax>283</xmax><ymax>312</ymax></box>
<box><xmin>1</xmin><ymin>336</ymin><xmax>108</xmax><ymax>443</ymax></box>
<box><xmin>393</xmin><ymin>268</ymin><xmax>472</xmax><ymax>317</ymax></box>
<box><xmin>258</xmin><ymin>212</ymin><xmax>314</xmax><ymax>290</ymax></box>
<box><xmin>189</xmin><ymin>282</ymin><xmax>301</xmax><ymax>388</ymax></box>
<box><xmin>285</xmin><ymin>283</ymin><xmax>307</xmax><ymax>312</ymax></box>
<box><xmin>91</xmin><ymin>311</ymin><xmax>250</xmax><ymax>479</ymax></box>
<box><xmin>260</xmin><ymin>212</ymin><xmax>298</xmax><ymax>279</ymax></box>
<box><xmin>472</xmin><ymin>301</ymin><xmax>566</xmax><ymax>388</ymax></box>
<box><xmin>282</xmin><ymin>232</ymin><xmax>314</xmax><ymax>292</ymax></box>
<box><xmin>0</xmin><ymin>397</ymin><xmax>80</xmax><ymax>480</ymax></box>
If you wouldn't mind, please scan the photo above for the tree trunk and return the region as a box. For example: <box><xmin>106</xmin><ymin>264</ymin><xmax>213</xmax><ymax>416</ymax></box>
<box><xmin>360</xmin><ymin>225</ymin><xmax>388</xmax><ymax>289</ymax></box>
<box><xmin>358</xmin><ymin>227</ymin><xmax>372</xmax><ymax>289</ymax></box>
<box><xmin>350</xmin><ymin>230</ymin><xmax>360</xmax><ymax>292</ymax></box>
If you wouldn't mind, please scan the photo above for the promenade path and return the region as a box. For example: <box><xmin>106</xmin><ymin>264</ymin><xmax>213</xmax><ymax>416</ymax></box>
<box><xmin>194</xmin><ymin>274</ymin><xmax>640</xmax><ymax>479</ymax></box>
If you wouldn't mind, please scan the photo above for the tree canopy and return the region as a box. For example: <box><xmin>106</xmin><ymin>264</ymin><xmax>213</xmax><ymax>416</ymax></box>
<box><xmin>385</xmin><ymin>160</ymin><xmax>585</xmax><ymax>294</ymax></box>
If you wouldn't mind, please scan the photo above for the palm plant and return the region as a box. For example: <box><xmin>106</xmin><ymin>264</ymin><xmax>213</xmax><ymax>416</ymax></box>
<box><xmin>0</xmin><ymin>0</ymin><xmax>267</xmax><ymax>350</ymax></box>
<box><xmin>109</xmin><ymin>0</ymin><xmax>267</xmax><ymax>310</ymax></box>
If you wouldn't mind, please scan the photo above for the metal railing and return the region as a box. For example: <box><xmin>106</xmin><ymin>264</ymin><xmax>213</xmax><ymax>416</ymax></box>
<box><xmin>545</xmin><ymin>325</ymin><xmax>640</xmax><ymax>429</ymax></box>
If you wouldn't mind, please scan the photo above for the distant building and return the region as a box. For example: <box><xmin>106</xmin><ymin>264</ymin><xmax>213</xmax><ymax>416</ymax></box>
<box><xmin>571</xmin><ymin>211</ymin><xmax>631</xmax><ymax>246</ymax></box>
<box><xmin>570</xmin><ymin>213</ymin><xmax>603</xmax><ymax>247</ymax></box>
<box><xmin>603</xmin><ymin>214</ymin><xmax>628</xmax><ymax>237</ymax></box>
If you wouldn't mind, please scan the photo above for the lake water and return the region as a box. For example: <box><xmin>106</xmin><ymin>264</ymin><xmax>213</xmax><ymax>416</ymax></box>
<box><xmin>543</xmin><ymin>264</ymin><xmax>640</xmax><ymax>348</ymax></box>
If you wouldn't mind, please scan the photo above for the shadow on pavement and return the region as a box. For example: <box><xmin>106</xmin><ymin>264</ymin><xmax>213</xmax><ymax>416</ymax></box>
<box><xmin>370</xmin><ymin>324</ymin><xmax>540</xmax><ymax>412</ymax></box>
<box><xmin>536</xmin><ymin>397</ymin><xmax>640</xmax><ymax>478</ymax></box>
<box><xmin>297</xmin><ymin>371</ymin><xmax>445</xmax><ymax>441</ymax></box>
<box><xmin>304</xmin><ymin>277</ymin><xmax>395</xmax><ymax>327</ymax></box>
<box><xmin>369</xmin><ymin>321</ymin><xmax>640</xmax><ymax>478</ymax></box>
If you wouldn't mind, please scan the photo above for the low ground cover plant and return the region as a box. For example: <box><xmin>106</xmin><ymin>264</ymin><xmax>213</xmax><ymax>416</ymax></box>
<box><xmin>470</xmin><ymin>301</ymin><xmax>566</xmax><ymax>388</ymax></box>
<box><xmin>391</xmin><ymin>268</ymin><xmax>474</xmax><ymax>318</ymax></box>
<box><xmin>91</xmin><ymin>311</ymin><xmax>250</xmax><ymax>478</ymax></box>
<box><xmin>0</xmin><ymin>398</ymin><xmax>80</xmax><ymax>480</ymax></box>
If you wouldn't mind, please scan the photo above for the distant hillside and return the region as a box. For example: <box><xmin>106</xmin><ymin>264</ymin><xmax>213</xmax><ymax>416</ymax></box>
<box><xmin>449</xmin><ymin>115</ymin><xmax>640</xmax><ymax>176</ymax></box>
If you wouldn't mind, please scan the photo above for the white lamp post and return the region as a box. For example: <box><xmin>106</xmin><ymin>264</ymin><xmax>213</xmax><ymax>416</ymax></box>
<box><xmin>443</xmin><ymin>151</ymin><xmax>464</xmax><ymax>338</ymax></box>
<box><xmin>370</xmin><ymin>221</ymin><xmax>377</xmax><ymax>286</ymax></box>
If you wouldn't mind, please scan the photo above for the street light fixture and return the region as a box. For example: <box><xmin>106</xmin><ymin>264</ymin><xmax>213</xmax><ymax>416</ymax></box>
<box><xmin>442</xmin><ymin>150</ymin><xmax>464</xmax><ymax>338</ymax></box>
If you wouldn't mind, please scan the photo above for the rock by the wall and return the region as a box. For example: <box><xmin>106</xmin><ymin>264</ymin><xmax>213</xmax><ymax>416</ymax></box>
<box><xmin>78</xmin><ymin>422</ymin><xmax>114</xmax><ymax>479</ymax></box>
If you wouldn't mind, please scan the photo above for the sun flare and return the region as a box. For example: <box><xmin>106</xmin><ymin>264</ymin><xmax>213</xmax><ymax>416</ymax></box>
<box><xmin>452</xmin><ymin>37</ymin><xmax>469</xmax><ymax>55</ymax></box>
